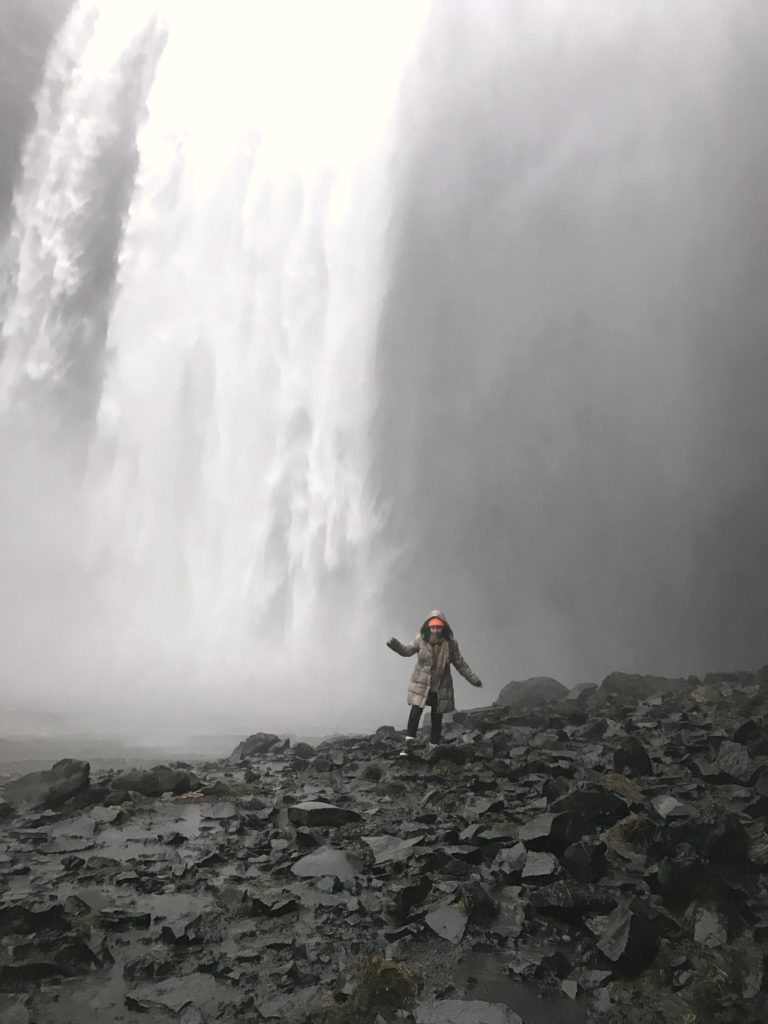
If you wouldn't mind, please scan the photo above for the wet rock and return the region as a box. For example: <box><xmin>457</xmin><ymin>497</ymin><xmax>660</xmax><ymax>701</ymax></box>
<box><xmin>98</xmin><ymin>909</ymin><xmax>151</xmax><ymax>931</ymax></box>
<box><xmin>497</xmin><ymin>676</ymin><xmax>568</xmax><ymax>709</ymax></box>
<box><xmin>550</xmin><ymin>786</ymin><xmax>629</xmax><ymax>826</ymax></box>
<box><xmin>428</xmin><ymin>744</ymin><xmax>473</xmax><ymax>764</ymax></box>
<box><xmin>111</xmin><ymin>765</ymin><xmax>199</xmax><ymax>797</ymax></box>
<box><xmin>251</xmin><ymin>891</ymin><xmax>299</xmax><ymax>917</ymax></box>
<box><xmin>716</xmin><ymin>740</ymin><xmax>754</xmax><ymax>783</ymax></box>
<box><xmin>230</xmin><ymin>732</ymin><xmax>282</xmax><ymax>758</ymax></box>
<box><xmin>518</xmin><ymin>811</ymin><xmax>580</xmax><ymax>850</ymax></box>
<box><xmin>0</xmin><ymin>999</ymin><xmax>29</xmax><ymax>1024</ymax></box>
<box><xmin>287</xmin><ymin>801</ymin><xmax>362</xmax><ymax>827</ymax></box>
<box><xmin>0</xmin><ymin>904</ymin><xmax>70</xmax><ymax>936</ymax></box>
<box><xmin>459</xmin><ymin>882</ymin><xmax>499</xmax><ymax>924</ymax></box>
<box><xmin>492</xmin><ymin>842</ymin><xmax>527</xmax><ymax>880</ymax></box>
<box><xmin>123</xmin><ymin>955</ymin><xmax>175</xmax><ymax>981</ymax></box>
<box><xmin>292</xmin><ymin>742</ymin><xmax>315</xmax><ymax>759</ymax></box>
<box><xmin>0</xmin><ymin>799</ymin><xmax>13</xmax><ymax>820</ymax></box>
<box><xmin>614</xmin><ymin>736</ymin><xmax>652</xmax><ymax>775</ymax></box>
<box><xmin>522</xmin><ymin>851</ymin><xmax>560</xmax><ymax>882</ymax></box>
<box><xmin>415</xmin><ymin>1000</ymin><xmax>523</xmax><ymax>1024</ymax></box>
<box><xmin>391</xmin><ymin>877</ymin><xmax>433</xmax><ymax>921</ymax></box>
<box><xmin>424</xmin><ymin>903</ymin><xmax>468</xmax><ymax>943</ymax></box>
<box><xmin>160</xmin><ymin>916</ymin><xmax>205</xmax><ymax>947</ymax></box>
<box><xmin>529</xmin><ymin>880</ymin><xmax>615</xmax><ymax>914</ymax></box>
<box><xmin>363</xmin><ymin>834</ymin><xmax>423</xmax><ymax>865</ymax></box>
<box><xmin>2</xmin><ymin>759</ymin><xmax>90</xmax><ymax>811</ymax></box>
<box><xmin>691</xmin><ymin>905</ymin><xmax>728</xmax><ymax>947</ymax></box>
<box><xmin>650</xmin><ymin>795</ymin><xmax>694</xmax><ymax>820</ymax></box>
<box><xmin>596</xmin><ymin>899</ymin><xmax>659</xmax><ymax>974</ymax></box>
<box><xmin>562</xmin><ymin>840</ymin><xmax>607</xmax><ymax>882</ymax></box>
<box><xmin>291</xmin><ymin>847</ymin><xmax>360</xmax><ymax>880</ymax></box>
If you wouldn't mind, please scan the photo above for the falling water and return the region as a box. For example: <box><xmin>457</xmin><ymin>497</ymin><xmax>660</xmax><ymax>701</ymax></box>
<box><xmin>0</xmin><ymin>0</ymin><xmax>428</xmax><ymax>731</ymax></box>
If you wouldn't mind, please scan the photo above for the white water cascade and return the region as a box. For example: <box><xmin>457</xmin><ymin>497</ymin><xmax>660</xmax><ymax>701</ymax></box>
<box><xmin>0</xmin><ymin>1</ymin><xmax>428</xmax><ymax>732</ymax></box>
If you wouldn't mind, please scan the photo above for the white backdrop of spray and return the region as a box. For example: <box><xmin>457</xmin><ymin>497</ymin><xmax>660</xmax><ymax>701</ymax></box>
<box><xmin>0</xmin><ymin>0</ymin><xmax>428</xmax><ymax>735</ymax></box>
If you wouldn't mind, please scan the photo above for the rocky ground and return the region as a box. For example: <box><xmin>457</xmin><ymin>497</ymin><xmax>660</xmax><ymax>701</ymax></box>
<box><xmin>2</xmin><ymin>668</ymin><xmax>768</xmax><ymax>1023</ymax></box>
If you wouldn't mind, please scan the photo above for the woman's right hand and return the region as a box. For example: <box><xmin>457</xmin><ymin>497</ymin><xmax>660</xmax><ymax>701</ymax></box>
<box><xmin>386</xmin><ymin>637</ymin><xmax>398</xmax><ymax>650</ymax></box>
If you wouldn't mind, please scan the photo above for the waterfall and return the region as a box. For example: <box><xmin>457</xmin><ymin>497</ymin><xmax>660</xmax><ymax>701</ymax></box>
<box><xmin>0</xmin><ymin>1</ymin><xmax>428</xmax><ymax>731</ymax></box>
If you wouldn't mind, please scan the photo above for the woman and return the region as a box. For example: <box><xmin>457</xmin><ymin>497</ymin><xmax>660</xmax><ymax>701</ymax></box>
<box><xmin>387</xmin><ymin>610</ymin><xmax>483</xmax><ymax>756</ymax></box>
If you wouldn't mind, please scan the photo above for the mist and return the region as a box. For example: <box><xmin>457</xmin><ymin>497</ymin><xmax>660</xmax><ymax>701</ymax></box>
<box><xmin>1</xmin><ymin>0</ymin><xmax>767</xmax><ymax>745</ymax></box>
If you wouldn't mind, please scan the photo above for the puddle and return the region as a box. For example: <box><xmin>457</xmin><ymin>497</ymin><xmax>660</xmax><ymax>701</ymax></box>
<box><xmin>454</xmin><ymin>953</ymin><xmax>587</xmax><ymax>1024</ymax></box>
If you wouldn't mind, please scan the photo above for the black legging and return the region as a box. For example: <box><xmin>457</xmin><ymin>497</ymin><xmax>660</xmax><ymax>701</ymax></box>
<box><xmin>406</xmin><ymin>691</ymin><xmax>442</xmax><ymax>743</ymax></box>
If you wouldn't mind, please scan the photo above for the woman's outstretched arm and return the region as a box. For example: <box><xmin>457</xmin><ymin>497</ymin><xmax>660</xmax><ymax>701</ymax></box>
<box><xmin>387</xmin><ymin>635</ymin><xmax>420</xmax><ymax>657</ymax></box>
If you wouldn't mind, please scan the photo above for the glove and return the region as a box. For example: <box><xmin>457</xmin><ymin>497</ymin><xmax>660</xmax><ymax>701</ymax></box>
<box><xmin>474</xmin><ymin>680</ymin><xmax>483</xmax><ymax>688</ymax></box>
<box><xmin>386</xmin><ymin>638</ymin><xmax>399</xmax><ymax>651</ymax></box>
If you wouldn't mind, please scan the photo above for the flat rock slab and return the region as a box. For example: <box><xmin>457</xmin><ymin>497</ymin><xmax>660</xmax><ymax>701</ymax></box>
<box><xmin>424</xmin><ymin>903</ymin><xmax>468</xmax><ymax>943</ymax></box>
<box><xmin>362</xmin><ymin>834</ymin><xmax>423</xmax><ymax>865</ymax></box>
<box><xmin>287</xmin><ymin>801</ymin><xmax>362</xmax><ymax>827</ymax></box>
<box><xmin>651</xmin><ymin>795</ymin><xmax>694</xmax><ymax>820</ymax></box>
<box><xmin>522</xmin><ymin>851</ymin><xmax>559</xmax><ymax>881</ymax></box>
<box><xmin>415</xmin><ymin>1000</ymin><xmax>523</xmax><ymax>1024</ymax></box>
<box><xmin>290</xmin><ymin>847</ymin><xmax>360</xmax><ymax>880</ymax></box>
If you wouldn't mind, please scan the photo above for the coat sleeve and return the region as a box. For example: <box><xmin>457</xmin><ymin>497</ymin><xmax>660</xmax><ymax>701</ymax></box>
<box><xmin>451</xmin><ymin>641</ymin><xmax>481</xmax><ymax>685</ymax></box>
<box><xmin>391</xmin><ymin>635</ymin><xmax>420</xmax><ymax>657</ymax></box>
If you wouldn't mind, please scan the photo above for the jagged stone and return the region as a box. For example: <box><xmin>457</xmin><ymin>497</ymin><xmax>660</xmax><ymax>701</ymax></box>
<box><xmin>363</xmin><ymin>834</ymin><xmax>423</xmax><ymax>865</ymax></box>
<box><xmin>287</xmin><ymin>801</ymin><xmax>362</xmax><ymax>827</ymax></box>
<box><xmin>691</xmin><ymin>905</ymin><xmax>728</xmax><ymax>948</ymax></box>
<box><xmin>459</xmin><ymin>881</ymin><xmax>499</xmax><ymax>923</ymax></box>
<box><xmin>518</xmin><ymin>811</ymin><xmax>580</xmax><ymax>850</ymax></box>
<box><xmin>424</xmin><ymin>903</ymin><xmax>467</xmax><ymax>943</ymax></box>
<box><xmin>391</xmin><ymin>877</ymin><xmax>433</xmax><ymax>922</ymax></box>
<box><xmin>716</xmin><ymin>740</ymin><xmax>754</xmax><ymax>783</ymax></box>
<box><xmin>522</xmin><ymin>851</ymin><xmax>559</xmax><ymax>882</ymax></box>
<box><xmin>562</xmin><ymin>840</ymin><xmax>607</xmax><ymax>882</ymax></box>
<box><xmin>2</xmin><ymin>759</ymin><xmax>90</xmax><ymax>811</ymax></box>
<box><xmin>550</xmin><ymin>786</ymin><xmax>629</xmax><ymax>826</ymax></box>
<box><xmin>614</xmin><ymin>736</ymin><xmax>652</xmax><ymax>775</ymax></box>
<box><xmin>596</xmin><ymin>899</ymin><xmax>659</xmax><ymax>973</ymax></box>
<box><xmin>290</xmin><ymin>847</ymin><xmax>360</xmax><ymax>880</ymax></box>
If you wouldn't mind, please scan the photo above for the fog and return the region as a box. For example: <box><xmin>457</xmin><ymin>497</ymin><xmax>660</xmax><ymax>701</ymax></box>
<box><xmin>1</xmin><ymin>0</ymin><xmax>767</xmax><ymax>744</ymax></box>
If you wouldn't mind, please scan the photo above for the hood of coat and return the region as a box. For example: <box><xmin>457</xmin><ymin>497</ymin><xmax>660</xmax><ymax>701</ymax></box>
<box><xmin>420</xmin><ymin>609</ymin><xmax>454</xmax><ymax>641</ymax></box>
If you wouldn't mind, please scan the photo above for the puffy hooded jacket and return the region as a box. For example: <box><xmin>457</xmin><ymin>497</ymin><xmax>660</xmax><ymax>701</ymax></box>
<box><xmin>389</xmin><ymin>609</ymin><xmax>481</xmax><ymax>714</ymax></box>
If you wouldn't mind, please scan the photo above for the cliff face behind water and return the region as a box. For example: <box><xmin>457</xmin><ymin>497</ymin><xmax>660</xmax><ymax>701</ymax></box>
<box><xmin>2</xmin><ymin>666</ymin><xmax>768</xmax><ymax>1024</ymax></box>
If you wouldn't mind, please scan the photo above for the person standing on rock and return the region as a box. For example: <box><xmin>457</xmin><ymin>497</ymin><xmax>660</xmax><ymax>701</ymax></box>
<box><xmin>387</xmin><ymin>610</ymin><xmax>483</xmax><ymax>757</ymax></box>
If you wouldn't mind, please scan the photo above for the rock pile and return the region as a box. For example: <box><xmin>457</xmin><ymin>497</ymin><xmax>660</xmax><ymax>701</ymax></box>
<box><xmin>2</xmin><ymin>667</ymin><xmax>768</xmax><ymax>1022</ymax></box>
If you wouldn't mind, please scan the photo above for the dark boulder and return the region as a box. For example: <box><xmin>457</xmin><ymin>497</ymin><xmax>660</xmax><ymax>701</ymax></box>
<box><xmin>292</xmin><ymin>742</ymin><xmax>315</xmax><ymax>760</ymax></box>
<box><xmin>614</xmin><ymin>736</ymin><xmax>652</xmax><ymax>776</ymax></box>
<box><xmin>496</xmin><ymin>677</ymin><xmax>568</xmax><ymax>709</ymax></box>
<box><xmin>230</xmin><ymin>732</ymin><xmax>282</xmax><ymax>758</ymax></box>
<box><xmin>599</xmin><ymin>672</ymin><xmax>693</xmax><ymax>701</ymax></box>
<box><xmin>550</xmin><ymin>786</ymin><xmax>629</xmax><ymax>827</ymax></box>
<box><xmin>110</xmin><ymin>765</ymin><xmax>199</xmax><ymax>797</ymax></box>
<box><xmin>287</xmin><ymin>801</ymin><xmax>362</xmax><ymax>827</ymax></box>
<box><xmin>2</xmin><ymin>759</ymin><xmax>90</xmax><ymax>811</ymax></box>
<box><xmin>595</xmin><ymin>899</ymin><xmax>659</xmax><ymax>974</ymax></box>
